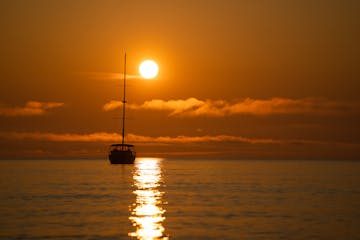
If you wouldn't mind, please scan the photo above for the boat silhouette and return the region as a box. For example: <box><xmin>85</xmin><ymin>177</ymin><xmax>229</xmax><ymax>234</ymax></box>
<box><xmin>108</xmin><ymin>53</ymin><xmax>136</xmax><ymax>164</ymax></box>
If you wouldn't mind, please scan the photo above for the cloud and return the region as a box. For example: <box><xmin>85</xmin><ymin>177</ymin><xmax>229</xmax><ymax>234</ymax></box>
<box><xmin>103</xmin><ymin>98</ymin><xmax>204</xmax><ymax>113</ymax></box>
<box><xmin>80</xmin><ymin>72</ymin><xmax>140</xmax><ymax>81</ymax></box>
<box><xmin>103</xmin><ymin>100</ymin><xmax>123</xmax><ymax>111</ymax></box>
<box><xmin>0</xmin><ymin>101</ymin><xmax>64</xmax><ymax>117</ymax></box>
<box><xmin>0</xmin><ymin>131</ymin><xmax>330</xmax><ymax>146</ymax></box>
<box><xmin>0</xmin><ymin>132</ymin><xmax>119</xmax><ymax>142</ymax></box>
<box><xmin>103</xmin><ymin>97</ymin><xmax>360</xmax><ymax>117</ymax></box>
<box><xmin>2</xmin><ymin>131</ymin><xmax>359</xmax><ymax>160</ymax></box>
<box><xmin>126</xmin><ymin>133</ymin><xmax>284</xmax><ymax>144</ymax></box>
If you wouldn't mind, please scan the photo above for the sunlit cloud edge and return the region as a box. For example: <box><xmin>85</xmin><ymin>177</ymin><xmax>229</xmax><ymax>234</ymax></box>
<box><xmin>103</xmin><ymin>97</ymin><xmax>360</xmax><ymax>117</ymax></box>
<box><xmin>0</xmin><ymin>131</ymin><xmax>357</xmax><ymax>147</ymax></box>
<box><xmin>0</xmin><ymin>101</ymin><xmax>64</xmax><ymax>117</ymax></box>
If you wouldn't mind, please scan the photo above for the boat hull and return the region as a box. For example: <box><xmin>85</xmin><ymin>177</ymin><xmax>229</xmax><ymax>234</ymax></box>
<box><xmin>109</xmin><ymin>150</ymin><xmax>136</xmax><ymax>164</ymax></box>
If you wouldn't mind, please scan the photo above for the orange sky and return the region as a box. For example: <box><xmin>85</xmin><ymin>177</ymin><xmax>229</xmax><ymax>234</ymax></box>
<box><xmin>1</xmin><ymin>0</ymin><xmax>360</xmax><ymax>159</ymax></box>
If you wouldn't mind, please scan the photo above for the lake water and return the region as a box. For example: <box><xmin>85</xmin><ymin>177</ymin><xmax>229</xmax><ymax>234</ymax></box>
<box><xmin>0</xmin><ymin>158</ymin><xmax>359</xmax><ymax>239</ymax></box>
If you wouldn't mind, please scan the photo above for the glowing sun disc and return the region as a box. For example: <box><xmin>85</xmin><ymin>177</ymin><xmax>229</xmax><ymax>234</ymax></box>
<box><xmin>139</xmin><ymin>60</ymin><xmax>159</xmax><ymax>79</ymax></box>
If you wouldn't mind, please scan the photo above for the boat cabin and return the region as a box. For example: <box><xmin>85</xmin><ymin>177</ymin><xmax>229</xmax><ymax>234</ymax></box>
<box><xmin>110</xmin><ymin>143</ymin><xmax>135</xmax><ymax>152</ymax></box>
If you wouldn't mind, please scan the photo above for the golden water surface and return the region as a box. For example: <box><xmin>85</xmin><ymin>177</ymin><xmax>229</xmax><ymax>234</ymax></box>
<box><xmin>129</xmin><ymin>158</ymin><xmax>168</xmax><ymax>240</ymax></box>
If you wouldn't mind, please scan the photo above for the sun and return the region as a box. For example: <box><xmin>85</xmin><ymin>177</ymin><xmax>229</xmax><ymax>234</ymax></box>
<box><xmin>139</xmin><ymin>60</ymin><xmax>159</xmax><ymax>79</ymax></box>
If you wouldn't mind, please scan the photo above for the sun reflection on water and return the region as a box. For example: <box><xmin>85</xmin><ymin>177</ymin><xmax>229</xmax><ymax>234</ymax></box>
<box><xmin>129</xmin><ymin>158</ymin><xmax>168</xmax><ymax>240</ymax></box>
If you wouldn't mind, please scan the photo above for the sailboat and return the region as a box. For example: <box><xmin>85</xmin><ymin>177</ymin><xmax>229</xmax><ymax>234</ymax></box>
<box><xmin>108</xmin><ymin>53</ymin><xmax>136</xmax><ymax>164</ymax></box>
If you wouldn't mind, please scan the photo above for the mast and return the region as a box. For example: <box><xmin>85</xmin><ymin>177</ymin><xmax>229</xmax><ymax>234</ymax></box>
<box><xmin>121</xmin><ymin>53</ymin><xmax>127</xmax><ymax>149</ymax></box>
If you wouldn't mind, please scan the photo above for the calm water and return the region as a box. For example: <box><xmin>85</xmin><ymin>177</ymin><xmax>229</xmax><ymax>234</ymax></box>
<box><xmin>0</xmin><ymin>158</ymin><xmax>360</xmax><ymax>239</ymax></box>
